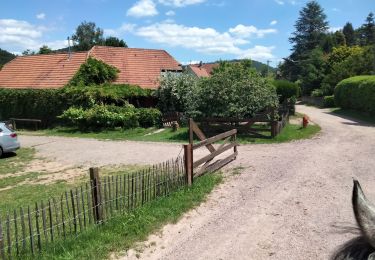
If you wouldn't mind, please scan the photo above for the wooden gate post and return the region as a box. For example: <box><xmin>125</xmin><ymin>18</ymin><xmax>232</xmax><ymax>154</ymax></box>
<box><xmin>184</xmin><ymin>144</ymin><xmax>193</xmax><ymax>186</ymax></box>
<box><xmin>89</xmin><ymin>167</ymin><xmax>103</xmax><ymax>224</ymax></box>
<box><xmin>188</xmin><ymin>118</ymin><xmax>194</xmax><ymax>145</ymax></box>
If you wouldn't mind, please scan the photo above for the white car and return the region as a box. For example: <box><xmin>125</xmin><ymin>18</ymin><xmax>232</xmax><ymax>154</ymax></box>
<box><xmin>0</xmin><ymin>122</ymin><xmax>20</xmax><ymax>157</ymax></box>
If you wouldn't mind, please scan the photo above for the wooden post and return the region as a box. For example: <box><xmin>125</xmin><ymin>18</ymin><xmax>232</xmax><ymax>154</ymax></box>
<box><xmin>233</xmin><ymin>133</ymin><xmax>238</xmax><ymax>159</ymax></box>
<box><xmin>89</xmin><ymin>167</ymin><xmax>103</xmax><ymax>224</ymax></box>
<box><xmin>188</xmin><ymin>118</ymin><xmax>194</xmax><ymax>145</ymax></box>
<box><xmin>184</xmin><ymin>144</ymin><xmax>193</xmax><ymax>186</ymax></box>
<box><xmin>270</xmin><ymin>108</ymin><xmax>277</xmax><ymax>138</ymax></box>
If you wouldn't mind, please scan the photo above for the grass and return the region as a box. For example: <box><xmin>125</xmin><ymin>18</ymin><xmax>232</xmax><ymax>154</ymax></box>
<box><xmin>0</xmin><ymin>148</ymin><xmax>35</xmax><ymax>175</ymax></box>
<box><xmin>19</xmin><ymin>114</ymin><xmax>321</xmax><ymax>144</ymax></box>
<box><xmin>330</xmin><ymin>108</ymin><xmax>375</xmax><ymax>125</ymax></box>
<box><xmin>27</xmin><ymin>173</ymin><xmax>223</xmax><ymax>259</ymax></box>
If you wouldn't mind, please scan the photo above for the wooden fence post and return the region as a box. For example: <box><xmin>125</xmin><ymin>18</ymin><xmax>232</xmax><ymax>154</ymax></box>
<box><xmin>270</xmin><ymin>108</ymin><xmax>277</xmax><ymax>138</ymax></box>
<box><xmin>89</xmin><ymin>167</ymin><xmax>103</xmax><ymax>224</ymax></box>
<box><xmin>188</xmin><ymin>118</ymin><xmax>194</xmax><ymax>145</ymax></box>
<box><xmin>184</xmin><ymin>144</ymin><xmax>193</xmax><ymax>186</ymax></box>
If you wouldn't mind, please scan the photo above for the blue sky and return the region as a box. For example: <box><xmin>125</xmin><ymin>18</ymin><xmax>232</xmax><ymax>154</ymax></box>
<box><xmin>0</xmin><ymin>0</ymin><xmax>373</xmax><ymax>66</ymax></box>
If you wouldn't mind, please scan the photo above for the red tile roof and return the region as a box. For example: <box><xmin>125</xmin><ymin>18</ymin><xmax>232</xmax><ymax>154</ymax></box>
<box><xmin>0</xmin><ymin>46</ymin><xmax>182</xmax><ymax>89</ymax></box>
<box><xmin>188</xmin><ymin>63</ymin><xmax>220</xmax><ymax>77</ymax></box>
<box><xmin>0</xmin><ymin>52</ymin><xmax>87</xmax><ymax>89</ymax></box>
<box><xmin>188</xmin><ymin>65</ymin><xmax>210</xmax><ymax>77</ymax></box>
<box><xmin>90</xmin><ymin>46</ymin><xmax>182</xmax><ymax>89</ymax></box>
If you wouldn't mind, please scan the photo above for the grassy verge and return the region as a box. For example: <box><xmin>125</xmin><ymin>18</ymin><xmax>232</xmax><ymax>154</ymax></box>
<box><xmin>330</xmin><ymin>108</ymin><xmax>375</xmax><ymax>125</ymax></box>
<box><xmin>32</xmin><ymin>173</ymin><xmax>222</xmax><ymax>259</ymax></box>
<box><xmin>0</xmin><ymin>148</ymin><xmax>146</xmax><ymax>214</ymax></box>
<box><xmin>20</xmin><ymin>114</ymin><xmax>320</xmax><ymax>144</ymax></box>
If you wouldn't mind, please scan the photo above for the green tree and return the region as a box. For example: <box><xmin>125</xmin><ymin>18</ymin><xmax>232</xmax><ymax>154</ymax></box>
<box><xmin>321</xmin><ymin>45</ymin><xmax>374</xmax><ymax>95</ymax></box>
<box><xmin>280</xmin><ymin>1</ymin><xmax>328</xmax><ymax>81</ymax></box>
<box><xmin>0</xmin><ymin>48</ymin><xmax>16</xmax><ymax>67</ymax></box>
<box><xmin>289</xmin><ymin>1</ymin><xmax>329</xmax><ymax>56</ymax></box>
<box><xmin>343</xmin><ymin>22</ymin><xmax>356</xmax><ymax>46</ymax></box>
<box><xmin>22</xmin><ymin>49</ymin><xmax>35</xmax><ymax>56</ymax></box>
<box><xmin>362</xmin><ymin>12</ymin><xmax>375</xmax><ymax>45</ymax></box>
<box><xmin>300</xmin><ymin>48</ymin><xmax>326</xmax><ymax>95</ymax></box>
<box><xmin>71</xmin><ymin>21</ymin><xmax>104</xmax><ymax>51</ymax></box>
<box><xmin>104</xmin><ymin>37</ymin><xmax>127</xmax><ymax>47</ymax></box>
<box><xmin>38</xmin><ymin>45</ymin><xmax>52</xmax><ymax>54</ymax></box>
<box><xmin>198</xmin><ymin>60</ymin><xmax>278</xmax><ymax>118</ymax></box>
<box><xmin>156</xmin><ymin>72</ymin><xmax>200</xmax><ymax>117</ymax></box>
<box><xmin>334</xmin><ymin>31</ymin><xmax>346</xmax><ymax>46</ymax></box>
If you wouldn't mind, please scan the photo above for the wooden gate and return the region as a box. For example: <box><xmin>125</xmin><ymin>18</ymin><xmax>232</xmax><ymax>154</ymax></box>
<box><xmin>184</xmin><ymin>119</ymin><xmax>238</xmax><ymax>185</ymax></box>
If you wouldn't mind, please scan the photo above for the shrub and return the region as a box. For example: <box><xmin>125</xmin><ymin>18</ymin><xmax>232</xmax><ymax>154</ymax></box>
<box><xmin>334</xmin><ymin>75</ymin><xmax>375</xmax><ymax>115</ymax></box>
<box><xmin>68</xmin><ymin>57</ymin><xmax>119</xmax><ymax>86</ymax></box>
<box><xmin>137</xmin><ymin>108</ymin><xmax>162</xmax><ymax>128</ymax></box>
<box><xmin>198</xmin><ymin>60</ymin><xmax>278</xmax><ymax>118</ymax></box>
<box><xmin>59</xmin><ymin>104</ymin><xmax>140</xmax><ymax>129</ymax></box>
<box><xmin>323</xmin><ymin>95</ymin><xmax>335</xmax><ymax>108</ymax></box>
<box><xmin>156</xmin><ymin>72</ymin><xmax>200</xmax><ymax>118</ymax></box>
<box><xmin>311</xmin><ymin>88</ymin><xmax>324</xmax><ymax>97</ymax></box>
<box><xmin>272</xmin><ymin>80</ymin><xmax>300</xmax><ymax>102</ymax></box>
<box><xmin>59</xmin><ymin>105</ymin><xmax>162</xmax><ymax>129</ymax></box>
<box><xmin>0</xmin><ymin>84</ymin><xmax>153</xmax><ymax>127</ymax></box>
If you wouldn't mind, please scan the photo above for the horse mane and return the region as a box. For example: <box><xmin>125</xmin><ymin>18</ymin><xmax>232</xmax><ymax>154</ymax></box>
<box><xmin>331</xmin><ymin>236</ymin><xmax>375</xmax><ymax>260</ymax></box>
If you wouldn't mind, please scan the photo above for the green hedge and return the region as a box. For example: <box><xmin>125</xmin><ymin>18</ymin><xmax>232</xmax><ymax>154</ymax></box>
<box><xmin>272</xmin><ymin>80</ymin><xmax>300</xmax><ymax>102</ymax></box>
<box><xmin>334</xmin><ymin>75</ymin><xmax>375</xmax><ymax>115</ymax></box>
<box><xmin>323</xmin><ymin>95</ymin><xmax>335</xmax><ymax>108</ymax></box>
<box><xmin>0</xmin><ymin>85</ymin><xmax>154</xmax><ymax>127</ymax></box>
<box><xmin>59</xmin><ymin>105</ymin><xmax>161</xmax><ymax>129</ymax></box>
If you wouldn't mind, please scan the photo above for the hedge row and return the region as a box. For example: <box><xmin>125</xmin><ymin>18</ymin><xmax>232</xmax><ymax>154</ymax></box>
<box><xmin>334</xmin><ymin>75</ymin><xmax>375</xmax><ymax>115</ymax></box>
<box><xmin>0</xmin><ymin>85</ymin><xmax>154</xmax><ymax>127</ymax></box>
<box><xmin>272</xmin><ymin>80</ymin><xmax>300</xmax><ymax>102</ymax></box>
<box><xmin>59</xmin><ymin>104</ymin><xmax>161</xmax><ymax>129</ymax></box>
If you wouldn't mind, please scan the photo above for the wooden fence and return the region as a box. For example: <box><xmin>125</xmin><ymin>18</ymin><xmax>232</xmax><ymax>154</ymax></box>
<box><xmin>196</xmin><ymin>105</ymin><xmax>292</xmax><ymax>139</ymax></box>
<box><xmin>183</xmin><ymin>119</ymin><xmax>238</xmax><ymax>185</ymax></box>
<box><xmin>0</xmin><ymin>158</ymin><xmax>186</xmax><ymax>259</ymax></box>
<box><xmin>162</xmin><ymin>112</ymin><xmax>183</xmax><ymax>127</ymax></box>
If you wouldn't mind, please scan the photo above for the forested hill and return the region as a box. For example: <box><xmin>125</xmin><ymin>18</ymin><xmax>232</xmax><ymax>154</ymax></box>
<box><xmin>0</xmin><ymin>48</ymin><xmax>16</xmax><ymax>68</ymax></box>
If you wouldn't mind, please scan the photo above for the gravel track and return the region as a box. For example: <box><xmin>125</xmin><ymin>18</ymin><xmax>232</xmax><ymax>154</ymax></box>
<box><xmin>117</xmin><ymin>105</ymin><xmax>375</xmax><ymax>260</ymax></box>
<box><xmin>19</xmin><ymin>105</ymin><xmax>375</xmax><ymax>259</ymax></box>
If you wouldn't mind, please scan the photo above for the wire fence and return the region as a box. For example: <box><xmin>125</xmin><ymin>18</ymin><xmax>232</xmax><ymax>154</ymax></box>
<box><xmin>0</xmin><ymin>157</ymin><xmax>186</xmax><ymax>259</ymax></box>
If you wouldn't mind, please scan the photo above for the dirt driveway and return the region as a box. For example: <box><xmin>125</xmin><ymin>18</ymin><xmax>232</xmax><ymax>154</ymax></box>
<box><xmin>19</xmin><ymin>105</ymin><xmax>375</xmax><ymax>259</ymax></box>
<box><xmin>114</xmin><ymin>105</ymin><xmax>375</xmax><ymax>260</ymax></box>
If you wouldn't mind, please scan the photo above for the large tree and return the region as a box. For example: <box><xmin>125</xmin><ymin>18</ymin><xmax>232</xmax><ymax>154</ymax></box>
<box><xmin>71</xmin><ymin>21</ymin><xmax>104</xmax><ymax>51</ymax></box>
<box><xmin>38</xmin><ymin>45</ymin><xmax>52</xmax><ymax>54</ymax></box>
<box><xmin>343</xmin><ymin>22</ymin><xmax>356</xmax><ymax>46</ymax></box>
<box><xmin>289</xmin><ymin>1</ymin><xmax>329</xmax><ymax>57</ymax></box>
<box><xmin>280</xmin><ymin>1</ymin><xmax>328</xmax><ymax>82</ymax></box>
<box><xmin>104</xmin><ymin>37</ymin><xmax>127</xmax><ymax>47</ymax></box>
<box><xmin>361</xmin><ymin>12</ymin><xmax>375</xmax><ymax>46</ymax></box>
<box><xmin>0</xmin><ymin>48</ymin><xmax>16</xmax><ymax>68</ymax></box>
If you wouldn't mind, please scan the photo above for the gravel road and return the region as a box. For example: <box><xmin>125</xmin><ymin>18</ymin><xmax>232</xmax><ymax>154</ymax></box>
<box><xmin>19</xmin><ymin>105</ymin><xmax>375</xmax><ymax>259</ymax></box>
<box><xmin>117</xmin><ymin>105</ymin><xmax>375</xmax><ymax>260</ymax></box>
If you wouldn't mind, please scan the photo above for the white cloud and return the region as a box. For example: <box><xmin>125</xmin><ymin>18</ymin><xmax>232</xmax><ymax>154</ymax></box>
<box><xmin>36</xmin><ymin>13</ymin><xmax>46</xmax><ymax>20</ymax></box>
<box><xmin>127</xmin><ymin>0</ymin><xmax>158</xmax><ymax>17</ymax></box>
<box><xmin>274</xmin><ymin>0</ymin><xmax>298</xmax><ymax>5</ymax></box>
<box><xmin>104</xmin><ymin>23</ymin><xmax>136</xmax><ymax>36</ymax></box>
<box><xmin>329</xmin><ymin>26</ymin><xmax>342</xmax><ymax>32</ymax></box>
<box><xmin>158</xmin><ymin>0</ymin><xmax>206</xmax><ymax>7</ymax></box>
<box><xmin>166</xmin><ymin>10</ymin><xmax>176</xmax><ymax>16</ymax></box>
<box><xmin>239</xmin><ymin>45</ymin><xmax>275</xmax><ymax>60</ymax></box>
<box><xmin>229</xmin><ymin>24</ymin><xmax>277</xmax><ymax>38</ymax></box>
<box><xmin>332</xmin><ymin>8</ymin><xmax>340</xmax><ymax>12</ymax></box>
<box><xmin>270</xmin><ymin>20</ymin><xmax>277</xmax><ymax>26</ymax></box>
<box><xmin>0</xmin><ymin>19</ymin><xmax>66</xmax><ymax>52</ymax></box>
<box><xmin>133</xmin><ymin>22</ymin><xmax>275</xmax><ymax>61</ymax></box>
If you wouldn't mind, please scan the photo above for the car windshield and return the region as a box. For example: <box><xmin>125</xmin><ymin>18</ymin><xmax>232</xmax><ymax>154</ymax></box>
<box><xmin>0</xmin><ymin>123</ymin><xmax>14</xmax><ymax>133</ymax></box>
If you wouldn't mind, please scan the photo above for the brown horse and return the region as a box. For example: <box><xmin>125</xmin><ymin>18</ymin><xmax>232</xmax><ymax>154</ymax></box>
<box><xmin>332</xmin><ymin>180</ymin><xmax>375</xmax><ymax>260</ymax></box>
